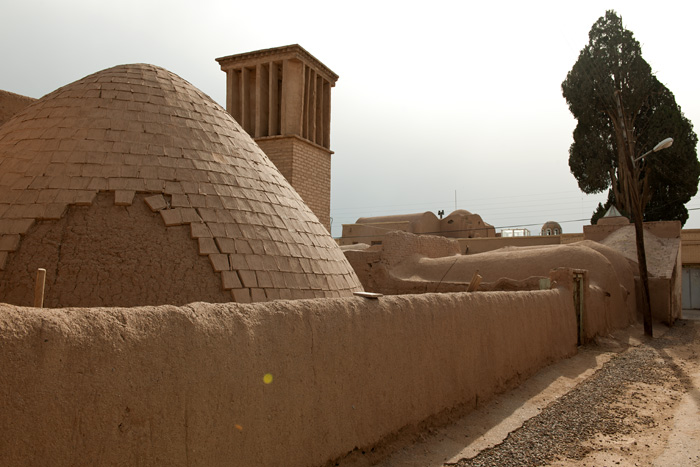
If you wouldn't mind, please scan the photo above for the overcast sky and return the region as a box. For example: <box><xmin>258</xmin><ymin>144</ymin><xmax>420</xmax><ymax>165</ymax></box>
<box><xmin>2</xmin><ymin>0</ymin><xmax>699</xmax><ymax>237</ymax></box>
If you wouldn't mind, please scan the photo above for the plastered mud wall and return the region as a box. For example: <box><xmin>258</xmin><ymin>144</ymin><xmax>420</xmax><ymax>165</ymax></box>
<box><xmin>592</xmin><ymin>222</ymin><xmax>682</xmax><ymax>324</ymax></box>
<box><xmin>381</xmin><ymin>231</ymin><xmax>460</xmax><ymax>266</ymax></box>
<box><xmin>584</xmin><ymin>220</ymin><xmax>681</xmax><ymax>243</ymax></box>
<box><xmin>681</xmin><ymin>229</ymin><xmax>700</xmax><ymax>264</ymax></box>
<box><xmin>0</xmin><ymin>193</ymin><xmax>231</xmax><ymax>307</ymax></box>
<box><xmin>345</xmin><ymin>232</ymin><xmax>637</xmax><ymax>338</ymax></box>
<box><xmin>0</xmin><ymin>290</ymin><xmax>577</xmax><ymax>467</ymax></box>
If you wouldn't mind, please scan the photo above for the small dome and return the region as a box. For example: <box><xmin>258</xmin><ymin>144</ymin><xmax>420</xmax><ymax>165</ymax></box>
<box><xmin>0</xmin><ymin>64</ymin><xmax>362</xmax><ymax>307</ymax></box>
<box><xmin>541</xmin><ymin>221</ymin><xmax>562</xmax><ymax>236</ymax></box>
<box><xmin>446</xmin><ymin>209</ymin><xmax>473</xmax><ymax>217</ymax></box>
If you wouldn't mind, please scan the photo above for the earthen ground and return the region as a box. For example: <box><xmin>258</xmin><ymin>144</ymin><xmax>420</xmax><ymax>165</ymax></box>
<box><xmin>335</xmin><ymin>315</ymin><xmax>700</xmax><ymax>467</ymax></box>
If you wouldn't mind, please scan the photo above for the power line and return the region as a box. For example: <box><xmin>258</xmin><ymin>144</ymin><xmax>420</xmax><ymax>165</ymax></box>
<box><xmin>331</xmin><ymin>191</ymin><xmax>606</xmax><ymax>223</ymax></box>
<box><xmin>332</xmin><ymin>190</ymin><xmax>598</xmax><ymax>212</ymax></box>
<box><xmin>331</xmin><ymin>189</ymin><xmax>586</xmax><ymax>212</ymax></box>
<box><xmin>335</xmin><ymin>193</ymin><xmax>700</xmax><ymax>239</ymax></box>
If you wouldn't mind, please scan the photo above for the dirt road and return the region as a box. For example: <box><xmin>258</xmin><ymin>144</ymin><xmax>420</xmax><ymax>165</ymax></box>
<box><xmin>363</xmin><ymin>316</ymin><xmax>700</xmax><ymax>467</ymax></box>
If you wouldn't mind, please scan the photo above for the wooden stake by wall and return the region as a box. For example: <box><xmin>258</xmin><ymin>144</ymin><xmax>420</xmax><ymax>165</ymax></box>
<box><xmin>34</xmin><ymin>268</ymin><xmax>46</xmax><ymax>308</ymax></box>
<box><xmin>467</xmin><ymin>270</ymin><xmax>482</xmax><ymax>292</ymax></box>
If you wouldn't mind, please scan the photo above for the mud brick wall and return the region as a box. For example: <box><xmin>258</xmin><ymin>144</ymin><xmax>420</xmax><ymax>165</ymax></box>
<box><xmin>0</xmin><ymin>290</ymin><xmax>578</xmax><ymax>467</ymax></box>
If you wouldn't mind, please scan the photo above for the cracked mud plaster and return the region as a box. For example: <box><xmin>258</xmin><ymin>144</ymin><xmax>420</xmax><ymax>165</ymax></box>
<box><xmin>0</xmin><ymin>193</ymin><xmax>230</xmax><ymax>307</ymax></box>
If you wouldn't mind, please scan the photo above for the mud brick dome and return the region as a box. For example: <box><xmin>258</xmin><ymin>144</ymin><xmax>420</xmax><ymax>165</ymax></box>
<box><xmin>541</xmin><ymin>221</ymin><xmax>563</xmax><ymax>236</ymax></box>
<box><xmin>0</xmin><ymin>64</ymin><xmax>362</xmax><ymax>307</ymax></box>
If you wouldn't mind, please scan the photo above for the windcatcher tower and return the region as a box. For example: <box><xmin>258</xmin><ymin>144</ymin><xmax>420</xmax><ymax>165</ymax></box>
<box><xmin>216</xmin><ymin>45</ymin><xmax>337</xmax><ymax>232</ymax></box>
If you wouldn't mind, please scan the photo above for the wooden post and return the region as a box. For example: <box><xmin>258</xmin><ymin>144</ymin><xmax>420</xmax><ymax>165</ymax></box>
<box><xmin>34</xmin><ymin>268</ymin><xmax>46</xmax><ymax>308</ymax></box>
<box><xmin>467</xmin><ymin>270</ymin><xmax>482</xmax><ymax>292</ymax></box>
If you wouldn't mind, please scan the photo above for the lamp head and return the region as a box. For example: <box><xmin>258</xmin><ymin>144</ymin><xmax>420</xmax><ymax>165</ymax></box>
<box><xmin>653</xmin><ymin>137</ymin><xmax>673</xmax><ymax>152</ymax></box>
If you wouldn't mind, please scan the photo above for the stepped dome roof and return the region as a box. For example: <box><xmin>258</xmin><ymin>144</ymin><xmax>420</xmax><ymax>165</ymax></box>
<box><xmin>0</xmin><ymin>64</ymin><xmax>361</xmax><ymax>307</ymax></box>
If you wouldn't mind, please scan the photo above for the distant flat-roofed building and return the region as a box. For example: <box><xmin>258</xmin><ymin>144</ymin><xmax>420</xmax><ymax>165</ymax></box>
<box><xmin>500</xmin><ymin>228</ymin><xmax>531</xmax><ymax>237</ymax></box>
<box><xmin>339</xmin><ymin>209</ymin><xmax>496</xmax><ymax>246</ymax></box>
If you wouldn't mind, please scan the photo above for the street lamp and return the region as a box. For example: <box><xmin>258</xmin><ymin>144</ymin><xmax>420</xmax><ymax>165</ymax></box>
<box><xmin>614</xmin><ymin>91</ymin><xmax>674</xmax><ymax>338</ymax></box>
<box><xmin>626</xmin><ymin>136</ymin><xmax>674</xmax><ymax>338</ymax></box>
<box><xmin>632</xmin><ymin>137</ymin><xmax>674</xmax><ymax>164</ymax></box>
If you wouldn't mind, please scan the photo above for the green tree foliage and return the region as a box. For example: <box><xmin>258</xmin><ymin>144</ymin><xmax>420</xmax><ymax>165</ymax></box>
<box><xmin>562</xmin><ymin>10</ymin><xmax>699</xmax><ymax>225</ymax></box>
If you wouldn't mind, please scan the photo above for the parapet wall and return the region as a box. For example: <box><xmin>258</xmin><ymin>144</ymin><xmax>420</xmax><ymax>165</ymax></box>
<box><xmin>381</xmin><ymin>230</ymin><xmax>460</xmax><ymax>266</ymax></box>
<box><xmin>584</xmin><ymin>220</ymin><xmax>681</xmax><ymax>243</ymax></box>
<box><xmin>459</xmin><ymin>235</ymin><xmax>561</xmax><ymax>255</ymax></box>
<box><xmin>681</xmin><ymin>229</ymin><xmax>700</xmax><ymax>265</ymax></box>
<box><xmin>0</xmin><ymin>290</ymin><xmax>578</xmax><ymax>467</ymax></box>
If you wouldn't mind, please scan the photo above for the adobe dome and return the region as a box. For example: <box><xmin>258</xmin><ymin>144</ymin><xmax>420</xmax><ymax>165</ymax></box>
<box><xmin>0</xmin><ymin>64</ymin><xmax>362</xmax><ymax>307</ymax></box>
<box><xmin>541</xmin><ymin>221</ymin><xmax>562</xmax><ymax>236</ymax></box>
<box><xmin>446</xmin><ymin>209</ymin><xmax>473</xmax><ymax>217</ymax></box>
<box><xmin>440</xmin><ymin>209</ymin><xmax>495</xmax><ymax>238</ymax></box>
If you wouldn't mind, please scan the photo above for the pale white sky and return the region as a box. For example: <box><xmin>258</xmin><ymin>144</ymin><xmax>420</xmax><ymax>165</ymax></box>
<box><xmin>2</xmin><ymin>0</ymin><xmax>699</xmax><ymax>237</ymax></box>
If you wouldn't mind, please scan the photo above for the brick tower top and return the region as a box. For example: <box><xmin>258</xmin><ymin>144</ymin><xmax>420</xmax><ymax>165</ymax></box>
<box><xmin>216</xmin><ymin>44</ymin><xmax>337</xmax><ymax>150</ymax></box>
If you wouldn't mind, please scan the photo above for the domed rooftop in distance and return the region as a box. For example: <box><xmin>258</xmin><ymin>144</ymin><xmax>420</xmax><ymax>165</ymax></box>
<box><xmin>0</xmin><ymin>64</ymin><xmax>362</xmax><ymax>307</ymax></box>
<box><xmin>541</xmin><ymin>221</ymin><xmax>562</xmax><ymax>236</ymax></box>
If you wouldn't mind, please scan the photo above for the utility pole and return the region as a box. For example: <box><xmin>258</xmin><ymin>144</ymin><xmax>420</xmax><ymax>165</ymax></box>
<box><xmin>615</xmin><ymin>90</ymin><xmax>653</xmax><ymax>337</ymax></box>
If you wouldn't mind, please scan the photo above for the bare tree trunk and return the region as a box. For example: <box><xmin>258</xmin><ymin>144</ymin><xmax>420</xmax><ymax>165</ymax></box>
<box><xmin>632</xmin><ymin>201</ymin><xmax>654</xmax><ymax>336</ymax></box>
<box><xmin>615</xmin><ymin>90</ymin><xmax>653</xmax><ymax>337</ymax></box>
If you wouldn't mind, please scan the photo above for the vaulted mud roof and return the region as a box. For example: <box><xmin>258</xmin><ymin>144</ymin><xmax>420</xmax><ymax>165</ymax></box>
<box><xmin>0</xmin><ymin>90</ymin><xmax>36</xmax><ymax>127</ymax></box>
<box><xmin>0</xmin><ymin>64</ymin><xmax>361</xmax><ymax>307</ymax></box>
